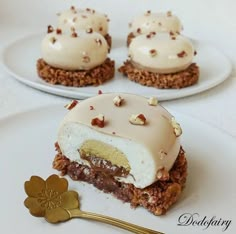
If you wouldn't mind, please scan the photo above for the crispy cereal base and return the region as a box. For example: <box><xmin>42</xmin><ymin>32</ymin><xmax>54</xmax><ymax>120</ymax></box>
<box><xmin>53</xmin><ymin>143</ymin><xmax>187</xmax><ymax>216</ymax></box>
<box><xmin>37</xmin><ymin>58</ymin><xmax>115</xmax><ymax>87</ymax></box>
<box><xmin>118</xmin><ymin>60</ymin><xmax>199</xmax><ymax>89</ymax></box>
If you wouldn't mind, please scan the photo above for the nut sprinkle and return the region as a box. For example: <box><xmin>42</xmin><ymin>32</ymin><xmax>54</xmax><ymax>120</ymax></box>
<box><xmin>64</xmin><ymin>100</ymin><xmax>79</xmax><ymax>110</ymax></box>
<box><xmin>47</xmin><ymin>25</ymin><xmax>54</xmax><ymax>33</ymax></box>
<box><xmin>129</xmin><ymin>114</ymin><xmax>146</xmax><ymax>125</ymax></box>
<box><xmin>91</xmin><ymin>114</ymin><xmax>105</xmax><ymax>128</ymax></box>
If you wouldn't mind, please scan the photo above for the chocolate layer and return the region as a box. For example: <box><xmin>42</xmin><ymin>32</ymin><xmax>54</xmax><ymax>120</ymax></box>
<box><xmin>53</xmin><ymin>142</ymin><xmax>187</xmax><ymax>215</ymax></box>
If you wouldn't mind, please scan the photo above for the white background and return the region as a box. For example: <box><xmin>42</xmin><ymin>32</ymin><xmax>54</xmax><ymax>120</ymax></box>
<box><xmin>0</xmin><ymin>0</ymin><xmax>236</xmax><ymax>137</ymax></box>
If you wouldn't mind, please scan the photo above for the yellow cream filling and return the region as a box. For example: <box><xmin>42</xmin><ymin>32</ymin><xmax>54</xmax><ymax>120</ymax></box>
<box><xmin>80</xmin><ymin>140</ymin><xmax>130</xmax><ymax>170</ymax></box>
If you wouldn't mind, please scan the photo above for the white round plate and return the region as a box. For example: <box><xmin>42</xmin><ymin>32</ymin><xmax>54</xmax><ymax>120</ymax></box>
<box><xmin>1</xmin><ymin>33</ymin><xmax>232</xmax><ymax>101</ymax></box>
<box><xmin>0</xmin><ymin>105</ymin><xmax>235</xmax><ymax>234</ymax></box>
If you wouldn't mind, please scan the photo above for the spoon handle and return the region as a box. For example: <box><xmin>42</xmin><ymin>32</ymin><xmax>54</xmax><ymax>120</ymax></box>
<box><xmin>68</xmin><ymin>208</ymin><xmax>164</xmax><ymax>234</ymax></box>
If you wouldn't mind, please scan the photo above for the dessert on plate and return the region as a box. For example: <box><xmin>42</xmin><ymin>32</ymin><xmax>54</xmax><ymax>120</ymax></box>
<box><xmin>119</xmin><ymin>32</ymin><xmax>199</xmax><ymax>89</ymax></box>
<box><xmin>57</xmin><ymin>6</ymin><xmax>112</xmax><ymax>50</ymax></box>
<box><xmin>127</xmin><ymin>10</ymin><xmax>182</xmax><ymax>46</ymax></box>
<box><xmin>53</xmin><ymin>93</ymin><xmax>187</xmax><ymax>215</ymax></box>
<box><xmin>37</xmin><ymin>26</ymin><xmax>114</xmax><ymax>87</ymax></box>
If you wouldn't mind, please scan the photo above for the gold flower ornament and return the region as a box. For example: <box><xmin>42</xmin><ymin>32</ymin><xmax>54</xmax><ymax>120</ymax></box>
<box><xmin>24</xmin><ymin>174</ymin><xmax>79</xmax><ymax>223</ymax></box>
<box><xmin>24</xmin><ymin>174</ymin><xmax>164</xmax><ymax>234</ymax></box>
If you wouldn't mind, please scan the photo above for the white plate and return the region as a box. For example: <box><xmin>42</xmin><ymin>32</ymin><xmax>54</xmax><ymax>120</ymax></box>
<box><xmin>1</xmin><ymin>33</ymin><xmax>232</xmax><ymax>101</ymax></box>
<box><xmin>0</xmin><ymin>105</ymin><xmax>235</xmax><ymax>234</ymax></box>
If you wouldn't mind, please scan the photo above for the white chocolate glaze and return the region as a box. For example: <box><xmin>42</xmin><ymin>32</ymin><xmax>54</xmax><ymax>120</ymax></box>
<box><xmin>58</xmin><ymin>7</ymin><xmax>109</xmax><ymax>36</ymax></box>
<box><xmin>130</xmin><ymin>11</ymin><xmax>182</xmax><ymax>36</ymax></box>
<box><xmin>41</xmin><ymin>30</ymin><xmax>108</xmax><ymax>70</ymax></box>
<box><xmin>129</xmin><ymin>32</ymin><xmax>195</xmax><ymax>73</ymax></box>
<box><xmin>57</xmin><ymin>93</ymin><xmax>181</xmax><ymax>188</ymax></box>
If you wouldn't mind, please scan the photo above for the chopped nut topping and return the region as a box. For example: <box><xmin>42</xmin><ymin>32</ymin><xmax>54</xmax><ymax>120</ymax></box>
<box><xmin>47</xmin><ymin>25</ymin><xmax>54</xmax><ymax>33</ymax></box>
<box><xmin>71</xmin><ymin>27</ymin><xmax>76</xmax><ymax>32</ymax></box>
<box><xmin>146</xmin><ymin>31</ymin><xmax>156</xmax><ymax>39</ymax></box>
<box><xmin>70</xmin><ymin>6</ymin><xmax>77</xmax><ymax>13</ymax></box>
<box><xmin>145</xmin><ymin>10</ymin><xmax>151</xmax><ymax>16</ymax></box>
<box><xmin>86</xmin><ymin>28</ymin><xmax>93</xmax><ymax>33</ymax></box>
<box><xmin>129</xmin><ymin>114</ymin><xmax>146</xmax><ymax>125</ymax></box>
<box><xmin>137</xmin><ymin>28</ymin><xmax>141</xmax><ymax>34</ymax></box>
<box><xmin>71</xmin><ymin>32</ymin><xmax>78</xmax><ymax>37</ymax></box>
<box><xmin>64</xmin><ymin>100</ymin><xmax>79</xmax><ymax>110</ymax></box>
<box><xmin>98</xmin><ymin>90</ymin><xmax>103</xmax><ymax>95</ymax></box>
<box><xmin>91</xmin><ymin>114</ymin><xmax>105</xmax><ymax>128</ymax></box>
<box><xmin>171</xmin><ymin>117</ymin><xmax>182</xmax><ymax>137</ymax></box>
<box><xmin>50</xmin><ymin>37</ymin><xmax>57</xmax><ymax>44</ymax></box>
<box><xmin>107</xmin><ymin>18</ymin><xmax>110</xmax><ymax>22</ymax></box>
<box><xmin>56</xmin><ymin>28</ymin><xmax>62</xmax><ymax>34</ymax></box>
<box><xmin>72</xmin><ymin>17</ymin><xmax>77</xmax><ymax>22</ymax></box>
<box><xmin>177</xmin><ymin>50</ymin><xmax>187</xmax><ymax>58</ymax></box>
<box><xmin>113</xmin><ymin>95</ymin><xmax>124</xmax><ymax>107</ymax></box>
<box><xmin>90</xmin><ymin>105</ymin><xmax>94</xmax><ymax>110</ymax></box>
<box><xmin>166</xmin><ymin>11</ymin><xmax>172</xmax><ymax>17</ymax></box>
<box><xmin>99</xmin><ymin>26</ymin><xmax>103</xmax><ymax>32</ymax></box>
<box><xmin>159</xmin><ymin>150</ymin><xmax>167</xmax><ymax>160</ymax></box>
<box><xmin>149</xmin><ymin>49</ymin><xmax>157</xmax><ymax>57</ymax></box>
<box><xmin>112</xmin><ymin>131</ymin><xmax>116</xmax><ymax>135</ymax></box>
<box><xmin>194</xmin><ymin>50</ymin><xmax>197</xmax><ymax>56</ymax></box>
<box><xmin>81</xmin><ymin>15</ymin><xmax>87</xmax><ymax>18</ymax></box>
<box><xmin>158</xmin><ymin>22</ymin><xmax>162</xmax><ymax>26</ymax></box>
<box><xmin>95</xmin><ymin>38</ymin><xmax>102</xmax><ymax>46</ymax></box>
<box><xmin>156</xmin><ymin>167</ymin><xmax>169</xmax><ymax>181</ymax></box>
<box><xmin>148</xmin><ymin>97</ymin><xmax>158</xmax><ymax>106</ymax></box>
<box><xmin>169</xmin><ymin>31</ymin><xmax>177</xmax><ymax>40</ymax></box>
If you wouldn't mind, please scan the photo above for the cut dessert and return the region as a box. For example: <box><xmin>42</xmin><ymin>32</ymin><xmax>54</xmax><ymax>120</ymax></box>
<box><xmin>53</xmin><ymin>93</ymin><xmax>187</xmax><ymax>215</ymax></box>
<box><xmin>127</xmin><ymin>10</ymin><xmax>182</xmax><ymax>46</ymax></box>
<box><xmin>57</xmin><ymin>6</ymin><xmax>112</xmax><ymax>50</ymax></box>
<box><xmin>119</xmin><ymin>32</ymin><xmax>199</xmax><ymax>89</ymax></box>
<box><xmin>37</xmin><ymin>26</ymin><xmax>114</xmax><ymax>87</ymax></box>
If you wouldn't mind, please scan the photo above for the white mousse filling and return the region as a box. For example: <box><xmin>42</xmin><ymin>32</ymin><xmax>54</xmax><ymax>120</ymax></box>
<box><xmin>58</xmin><ymin>122</ymin><xmax>180</xmax><ymax>189</ymax></box>
<box><xmin>41</xmin><ymin>30</ymin><xmax>108</xmax><ymax>70</ymax></box>
<box><xmin>129</xmin><ymin>32</ymin><xmax>194</xmax><ymax>73</ymax></box>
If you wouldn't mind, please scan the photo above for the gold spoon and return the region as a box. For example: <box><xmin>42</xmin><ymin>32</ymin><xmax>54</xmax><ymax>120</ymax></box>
<box><xmin>24</xmin><ymin>174</ymin><xmax>164</xmax><ymax>234</ymax></box>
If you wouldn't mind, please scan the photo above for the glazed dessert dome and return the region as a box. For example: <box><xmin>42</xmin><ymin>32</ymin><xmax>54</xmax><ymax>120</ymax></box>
<box><xmin>56</xmin><ymin>93</ymin><xmax>181</xmax><ymax>189</ymax></box>
<box><xmin>41</xmin><ymin>27</ymin><xmax>108</xmax><ymax>71</ymax></box>
<box><xmin>37</xmin><ymin>26</ymin><xmax>115</xmax><ymax>87</ymax></box>
<box><xmin>127</xmin><ymin>10</ymin><xmax>182</xmax><ymax>45</ymax></box>
<box><xmin>57</xmin><ymin>6</ymin><xmax>112</xmax><ymax>49</ymax></box>
<box><xmin>53</xmin><ymin>93</ymin><xmax>187</xmax><ymax>215</ymax></box>
<box><xmin>58</xmin><ymin>6</ymin><xmax>109</xmax><ymax>37</ymax></box>
<box><xmin>119</xmin><ymin>31</ymin><xmax>199</xmax><ymax>89</ymax></box>
<box><xmin>130</xmin><ymin>10</ymin><xmax>182</xmax><ymax>36</ymax></box>
<box><xmin>129</xmin><ymin>32</ymin><xmax>194</xmax><ymax>74</ymax></box>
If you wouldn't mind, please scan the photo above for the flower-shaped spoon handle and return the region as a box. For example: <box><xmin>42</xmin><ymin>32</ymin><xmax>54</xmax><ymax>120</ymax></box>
<box><xmin>24</xmin><ymin>175</ymin><xmax>164</xmax><ymax>234</ymax></box>
<box><xmin>68</xmin><ymin>208</ymin><xmax>164</xmax><ymax>234</ymax></box>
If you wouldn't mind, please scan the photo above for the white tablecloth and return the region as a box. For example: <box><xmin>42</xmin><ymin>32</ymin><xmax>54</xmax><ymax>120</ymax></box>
<box><xmin>0</xmin><ymin>0</ymin><xmax>236</xmax><ymax>137</ymax></box>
